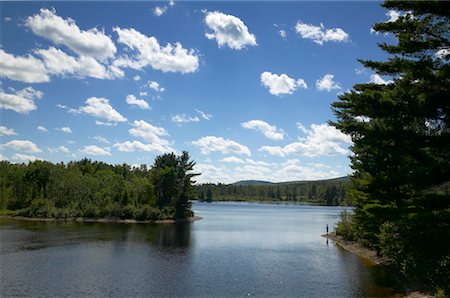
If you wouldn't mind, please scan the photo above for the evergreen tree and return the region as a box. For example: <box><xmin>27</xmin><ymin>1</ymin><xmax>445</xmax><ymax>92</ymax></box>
<box><xmin>331</xmin><ymin>0</ymin><xmax>449</xmax><ymax>291</ymax></box>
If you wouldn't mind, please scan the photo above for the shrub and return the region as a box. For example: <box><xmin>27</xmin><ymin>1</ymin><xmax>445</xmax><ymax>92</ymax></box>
<box><xmin>335</xmin><ymin>209</ymin><xmax>355</xmax><ymax>240</ymax></box>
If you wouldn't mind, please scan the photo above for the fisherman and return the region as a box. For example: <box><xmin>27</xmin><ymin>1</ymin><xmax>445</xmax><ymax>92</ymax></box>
<box><xmin>326</xmin><ymin>224</ymin><xmax>329</xmax><ymax>235</ymax></box>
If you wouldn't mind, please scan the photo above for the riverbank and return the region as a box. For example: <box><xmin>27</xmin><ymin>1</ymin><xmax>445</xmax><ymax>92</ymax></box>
<box><xmin>0</xmin><ymin>215</ymin><xmax>202</xmax><ymax>224</ymax></box>
<box><xmin>322</xmin><ymin>232</ymin><xmax>432</xmax><ymax>298</ymax></box>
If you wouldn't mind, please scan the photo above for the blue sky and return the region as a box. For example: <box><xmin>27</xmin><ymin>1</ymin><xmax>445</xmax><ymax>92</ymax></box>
<box><xmin>0</xmin><ymin>1</ymin><xmax>396</xmax><ymax>183</ymax></box>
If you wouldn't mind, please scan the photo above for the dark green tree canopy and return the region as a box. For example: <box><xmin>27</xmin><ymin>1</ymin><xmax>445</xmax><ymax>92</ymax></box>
<box><xmin>331</xmin><ymin>0</ymin><xmax>449</xmax><ymax>292</ymax></box>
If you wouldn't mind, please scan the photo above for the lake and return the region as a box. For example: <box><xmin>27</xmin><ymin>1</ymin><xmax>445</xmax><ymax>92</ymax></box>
<box><xmin>0</xmin><ymin>202</ymin><xmax>400</xmax><ymax>297</ymax></box>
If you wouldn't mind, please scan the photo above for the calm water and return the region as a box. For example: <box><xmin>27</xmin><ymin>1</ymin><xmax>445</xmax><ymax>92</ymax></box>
<box><xmin>0</xmin><ymin>202</ymin><xmax>401</xmax><ymax>297</ymax></box>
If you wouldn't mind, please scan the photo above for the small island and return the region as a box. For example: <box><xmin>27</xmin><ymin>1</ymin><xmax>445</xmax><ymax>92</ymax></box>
<box><xmin>0</xmin><ymin>151</ymin><xmax>199</xmax><ymax>222</ymax></box>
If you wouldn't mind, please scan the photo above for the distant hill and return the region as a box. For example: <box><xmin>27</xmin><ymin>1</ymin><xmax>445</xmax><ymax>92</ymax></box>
<box><xmin>232</xmin><ymin>180</ymin><xmax>274</xmax><ymax>186</ymax></box>
<box><xmin>196</xmin><ymin>176</ymin><xmax>351</xmax><ymax>206</ymax></box>
<box><xmin>232</xmin><ymin>176</ymin><xmax>349</xmax><ymax>186</ymax></box>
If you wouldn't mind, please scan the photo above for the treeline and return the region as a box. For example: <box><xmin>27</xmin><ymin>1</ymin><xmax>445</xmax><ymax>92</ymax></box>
<box><xmin>195</xmin><ymin>177</ymin><xmax>349</xmax><ymax>206</ymax></box>
<box><xmin>0</xmin><ymin>152</ymin><xmax>197</xmax><ymax>220</ymax></box>
<box><xmin>332</xmin><ymin>1</ymin><xmax>450</xmax><ymax>295</ymax></box>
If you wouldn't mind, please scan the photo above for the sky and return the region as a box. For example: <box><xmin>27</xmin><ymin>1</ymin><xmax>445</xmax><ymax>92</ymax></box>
<box><xmin>0</xmin><ymin>1</ymin><xmax>398</xmax><ymax>184</ymax></box>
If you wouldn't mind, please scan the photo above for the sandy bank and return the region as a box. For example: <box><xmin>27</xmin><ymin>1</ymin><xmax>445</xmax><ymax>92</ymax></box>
<box><xmin>0</xmin><ymin>215</ymin><xmax>202</xmax><ymax>224</ymax></box>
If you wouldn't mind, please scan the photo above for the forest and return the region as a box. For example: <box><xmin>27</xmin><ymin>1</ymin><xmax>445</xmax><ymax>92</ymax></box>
<box><xmin>0</xmin><ymin>152</ymin><xmax>197</xmax><ymax>220</ymax></box>
<box><xmin>195</xmin><ymin>177</ymin><xmax>349</xmax><ymax>205</ymax></box>
<box><xmin>332</xmin><ymin>1</ymin><xmax>450</xmax><ymax>294</ymax></box>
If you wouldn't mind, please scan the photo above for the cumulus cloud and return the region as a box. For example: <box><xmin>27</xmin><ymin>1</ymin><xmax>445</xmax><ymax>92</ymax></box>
<box><xmin>95</xmin><ymin>121</ymin><xmax>117</xmax><ymax>127</ymax></box>
<box><xmin>1</xmin><ymin>140</ymin><xmax>42</xmax><ymax>153</ymax></box>
<box><xmin>125</xmin><ymin>94</ymin><xmax>150</xmax><ymax>110</ymax></box>
<box><xmin>241</xmin><ymin>120</ymin><xmax>285</xmax><ymax>141</ymax></box>
<box><xmin>260</xmin><ymin>71</ymin><xmax>307</xmax><ymax>96</ymax></box>
<box><xmin>193</xmin><ymin>163</ymin><xmax>234</xmax><ymax>184</ymax></box>
<box><xmin>369</xmin><ymin>74</ymin><xmax>393</xmax><ymax>85</ymax></box>
<box><xmin>171</xmin><ymin>114</ymin><xmax>200</xmax><ymax>124</ymax></box>
<box><xmin>56</xmin><ymin>127</ymin><xmax>72</xmax><ymax>133</ymax></box>
<box><xmin>148</xmin><ymin>81</ymin><xmax>165</xmax><ymax>92</ymax></box>
<box><xmin>220</xmin><ymin>156</ymin><xmax>270</xmax><ymax>166</ymax></box>
<box><xmin>295</xmin><ymin>21</ymin><xmax>349</xmax><ymax>45</ymax></box>
<box><xmin>113</xmin><ymin>27</ymin><xmax>199</xmax><ymax>73</ymax></box>
<box><xmin>195</xmin><ymin>109</ymin><xmax>212</xmax><ymax>120</ymax></box>
<box><xmin>80</xmin><ymin>145</ymin><xmax>111</xmax><ymax>156</ymax></box>
<box><xmin>133</xmin><ymin>75</ymin><xmax>141</xmax><ymax>81</ymax></box>
<box><xmin>48</xmin><ymin>146</ymin><xmax>70</xmax><ymax>154</ymax></box>
<box><xmin>12</xmin><ymin>153</ymin><xmax>42</xmax><ymax>163</ymax></box>
<box><xmin>93</xmin><ymin>135</ymin><xmax>110</xmax><ymax>144</ymax></box>
<box><xmin>386</xmin><ymin>10</ymin><xmax>401</xmax><ymax>22</ymax></box>
<box><xmin>192</xmin><ymin>136</ymin><xmax>251</xmax><ymax>156</ymax></box>
<box><xmin>154</xmin><ymin>6</ymin><xmax>167</xmax><ymax>17</ymax></box>
<box><xmin>118</xmin><ymin>120</ymin><xmax>175</xmax><ymax>154</ymax></box>
<box><xmin>35</xmin><ymin>47</ymin><xmax>122</xmax><ymax>80</ymax></box>
<box><xmin>0</xmin><ymin>87</ymin><xmax>42</xmax><ymax>113</ymax></box>
<box><xmin>37</xmin><ymin>126</ymin><xmax>49</xmax><ymax>133</ymax></box>
<box><xmin>279</xmin><ymin>30</ymin><xmax>287</xmax><ymax>39</ymax></box>
<box><xmin>74</xmin><ymin>97</ymin><xmax>127</xmax><ymax>123</ymax></box>
<box><xmin>113</xmin><ymin>140</ymin><xmax>174</xmax><ymax>155</ymax></box>
<box><xmin>316</xmin><ymin>74</ymin><xmax>341</xmax><ymax>91</ymax></box>
<box><xmin>0</xmin><ymin>49</ymin><xmax>49</xmax><ymax>83</ymax></box>
<box><xmin>25</xmin><ymin>8</ymin><xmax>116</xmax><ymax>60</ymax></box>
<box><xmin>0</xmin><ymin>126</ymin><xmax>17</xmax><ymax>136</ymax></box>
<box><xmin>204</xmin><ymin>11</ymin><xmax>257</xmax><ymax>50</ymax></box>
<box><xmin>260</xmin><ymin>123</ymin><xmax>352</xmax><ymax>158</ymax></box>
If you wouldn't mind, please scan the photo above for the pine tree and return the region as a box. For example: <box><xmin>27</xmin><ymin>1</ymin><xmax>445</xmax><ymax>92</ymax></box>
<box><xmin>331</xmin><ymin>0</ymin><xmax>449</xmax><ymax>291</ymax></box>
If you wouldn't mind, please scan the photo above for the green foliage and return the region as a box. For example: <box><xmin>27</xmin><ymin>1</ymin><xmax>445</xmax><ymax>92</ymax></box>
<box><xmin>0</xmin><ymin>152</ymin><xmax>198</xmax><ymax>221</ymax></box>
<box><xmin>195</xmin><ymin>177</ymin><xmax>349</xmax><ymax>205</ymax></box>
<box><xmin>331</xmin><ymin>0</ymin><xmax>450</xmax><ymax>292</ymax></box>
<box><xmin>335</xmin><ymin>210</ymin><xmax>355</xmax><ymax>240</ymax></box>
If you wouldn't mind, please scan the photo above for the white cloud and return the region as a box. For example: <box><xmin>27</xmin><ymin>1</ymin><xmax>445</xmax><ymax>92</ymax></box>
<box><xmin>133</xmin><ymin>75</ymin><xmax>141</xmax><ymax>81</ymax></box>
<box><xmin>12</xmin><ymin>153</ymin><xmax>41</xmax><ymax>163</ymax></box>
<box><xmin>37</xmin><ymin>126</ymin><xmax>49</xmax><ymax>133</ymax></box>
<box><xmin>35</xmin><ymin>47</ymin><xmax>122</xmax><ymax>80</ymax></box>
<box><xmin>241</xmin><ymin>120</ymin><xmax>285</xmax><ymax>141</ymax></box>
<box><xmin>435</xmin><ymin>48</ymin><xmax>449</xmax><ymax>60</ymax></box>
<box><xmin>55</xmin><ymin>104</ymin><xmax>67</xmax><ymax>109</ymax></box>
<box><xmin>148</xmin><ymin>81</ymin><xmax>165</xmax><ymax>92</ymax></box>
<box><xmin>192</xmin><ymin>136</ymin><xmax>251</xmax><ymax>156</ymax></box>
<box><xmin>75</xmin><ymin>97</ymin><xmax>127</xmax><ymax>123</ymax></box>
<box><xmin>123</xmin><ymin>120</ymin><xmax>175</xmax><ymax>154</ymax></box>
<box><xmin>194</xmin><ymin>163</ymin><xmax>234</xmax><ymax>184</ymax></box>
<box><xmin>0</xmin><ymin>126</ymin><xmax>17</xmax><ymax>136</ymax></box>
<box><xmin>260</xmin><ymin>71</ymin><xmax>307</xmax><ymax>96</ymax></box>
<box><xmin>279</xmin><ymin>30</ymin><xmax>287</xmax><ymax>39</ymax></box>
<box><xmin>95</xmin><ymin>120</ymin><xmax>118</xmax><ymax>127</ymax></box>
<box><xmin>154</xmin><ymin>6</ymin><xmax>167</xmax><ymax>17</ymax></box>
<box><xmin>139</xmin><ymin>91</ymin><xmax>148</xmax><ymax>97</ymax></box>
<box><xmin>295</xmin><ymin>21</ymin><xmax>349</xmax><ymax>45</ymax></box>
<box><xmin>0</xmin><ymin>154</ymin><xmax>4</xmax><ymax>161</ymax></box>
<box><xmin>204</xmin><ymin>11</ymin><xmax>257</xmax><ymax>50</ymax></box>
<box><xmin>56</xmin><ymin>127</ymin><xmax>72</xmax><ymax>133</ymax></box>
<box><xmin>260</xmin><ymin>123</ymin><xmax>352</xmax><ymax>158</ymax></box>
<box><xmin>0</xmin><ymin>49</ymin><xmax>49</xmax><ymax>83</ymax></box>
<box><xmin>369</xmin><ymin>74</ymin><xmax>393</xmax><ymax>85</ymax></box>
<box><xmin>0</xmin><ymin>87</ymin><xmax>42</xmax><ymax>113</ymax></box>
<box><xmin>171</xmin><ymin>114</ymin><xmax>200</xmax><ymax>124</ymax></box>
<box><xmin>195</xmin><ymin>109</ymin><xmax>212</xmax><ymax>120</ymax></box>
<box><xmin>125</xmin><ymin>94</ymin><xmax>150</xmax><ymax>110</ymax></box>
<box><xmin>113</xmin><ymin>27</ymin><xmax>199</xmax><ymax>73</ymax></box>
<box><xmin>80</xmin><ymin>145</ymin><xmax>111</xmax><ymax>156</ymax></box>
<box><xmin>386</xmin><ymin>10</ymin><xmax>401</xmax><ymax>22</ymax></box>
<box><xmin>316</xmin><ymin>74</ymin><xmax>341</xmax><ymax>91</ymax></box>
<box><xmin>93</xmin><ymin>135</ymin><xmax>110</xmax><ymax>144</ymax></box>
<box><xmin>4</xmin><ymin>17</ymin><xmax>12</xmax><ymax>22</ymax></box>
<box><xmin>220</xmin><ymin>156</ymin><xmax>271</xmax><ymax>166</ymax></box>
<box><xmin>48</xmin><ymin>146</ymin><xmax>70</xmax><ymax>154</ymax></box>
<box><xmin>355</xmin><ymin>116</ymin><xmax>371</xmax><ymax>123</ymax></box>
<box><xmin>25</xmin><ymin>8</ymin><xmax>116</xmax><ymax>60</ymax></box>
<box><xmin>113</xmin><ymin>140</ymin><xmax>174</xmax><ymax>155</ymax></box>
<box><xmin>1</xmin><ymin>140</ymin><xmax>42</xmax><ymax>153</ymax></box>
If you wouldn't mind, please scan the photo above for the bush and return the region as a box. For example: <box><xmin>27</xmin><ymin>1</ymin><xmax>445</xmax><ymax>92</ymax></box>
<box><xmin>134</xmin><ymin>205</ymin><xmax>160</xmax><ymax>220</ymax></box>
<box><xmin>28</xmin><ymin>199</ymin><xmax>55</xmax><ymax>218</ymax></box>
<box><xmin>335</xmin><ymin>209</ymin><xmax>355</xmax><ymax>240</ymax></box>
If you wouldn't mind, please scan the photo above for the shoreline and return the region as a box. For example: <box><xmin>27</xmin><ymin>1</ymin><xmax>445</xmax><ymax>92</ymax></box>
<box><xmin>0</xmin><ymin>215</ymin><xmax>202</xmax><ymax>224</ymax></box>
<box><xmin>323</xmin><ymin>232</ymin><xmax>431</xmax><ymax>298</ymax></box>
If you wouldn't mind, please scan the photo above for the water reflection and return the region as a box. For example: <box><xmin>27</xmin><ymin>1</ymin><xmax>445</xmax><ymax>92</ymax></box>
<box><xmin>0</xmin><ymin>219</ymin><xmax>192</xmax><ymax>255</ymax></box>
<box><xmin>0</xmin><ymin>203</ymin><xmax>402</xmax><ymax>297</ymax></box>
